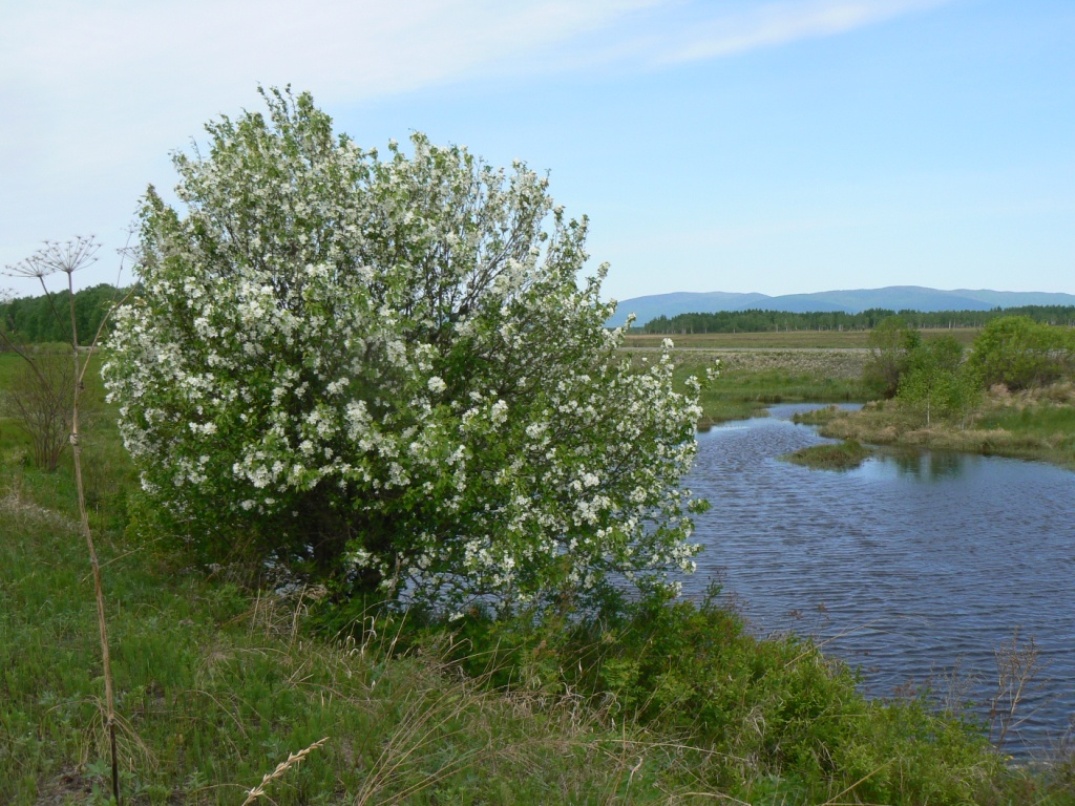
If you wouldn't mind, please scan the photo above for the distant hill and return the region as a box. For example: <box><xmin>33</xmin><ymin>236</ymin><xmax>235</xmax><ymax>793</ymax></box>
<box><xmin>607</xmin><ymin>286</ymin><xmax>1075</xmax><ymax>328</ymax></box>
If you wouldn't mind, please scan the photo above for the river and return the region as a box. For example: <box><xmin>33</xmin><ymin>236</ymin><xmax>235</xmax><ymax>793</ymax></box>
<box><xmin>686</xmin><ymin>403</ymin><xmax>1075</xmax><ymax>758</ymax></box>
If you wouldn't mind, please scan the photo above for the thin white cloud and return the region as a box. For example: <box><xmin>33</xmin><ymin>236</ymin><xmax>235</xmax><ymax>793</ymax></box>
<box><xmin>511</xmin><ymin>0</ymin><xmax>950</xmax><ymax>76</ymax></box>
<box><xmin>1</xmin><ymin>1</ymin><xmax>666</xmax><ymax>103</ymax></box>
<box><xmin>0</xmin><ymin>0</ymin><xmax>953</xmax><ymax>187</ymax></box>
<box><xmin>455</xmin><ymin>0</ymin><xmax>957</xmax><ymax>77</ymax></box>
<box><xmin>1</xmin><ymin>0</ymin><xmax>952</xmax><ymax>129</ymax></box>
<box><xmin>1</xmin><ymin>0</ymin><xmax>954</xmax><ymax>294</ymax></box>
<box><xmin>654</xmin><ymin>0</ymin><xmax>952</xmax><ymax>64</ymax></box>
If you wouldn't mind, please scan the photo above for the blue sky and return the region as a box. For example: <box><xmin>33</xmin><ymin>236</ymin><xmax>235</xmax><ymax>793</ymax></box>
<box><xmin>2</xmin><ymin>0</ymin><xmax>1073</xmax><ymax>304</ymax></box>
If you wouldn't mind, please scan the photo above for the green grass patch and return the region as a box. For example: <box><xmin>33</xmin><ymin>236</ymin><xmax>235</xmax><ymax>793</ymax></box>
<box><xmin>3</xmin><ymin>358</ymin><xmax>1075</xmax><ymax>804</ymax></box>
<box><xmin>664</xmin><ymin>350</ymin><xmax>870</xmax><ymax>423</ymax></box>
<box><xmin>783</xmin><ymin>439</ymin><xmax>872</xmax><ymax>470</ymax></box>
<box><xmin>0</xmin><ymin>350</ymin><xmax>21</xmax><ymax>386</ymax></box>
<box><xmin>977</xmin><ymin>401</ymin><xmax>1075</xmax><ymax>444</ymax></box>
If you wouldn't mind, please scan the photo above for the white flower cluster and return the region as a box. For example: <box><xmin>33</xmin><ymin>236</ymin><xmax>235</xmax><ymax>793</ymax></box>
<box><xmin>103</xmin><ymin>88</ymin><xmax>706</xmax><ymax>614</ymax></box>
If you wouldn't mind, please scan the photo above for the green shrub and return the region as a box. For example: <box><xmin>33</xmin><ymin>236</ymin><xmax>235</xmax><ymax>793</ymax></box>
<box><xmin>402</xmin><ymin>590</ymin><xmax>1006</xmax><ymax>803</ymax></box>
<box><xmin>104</xmin><ymin>88</ymin><xmax>705</xmax><ymax>616</ymax></box>
<box><xmin>863</xmin><ymin>316</ymin><xmax>921</xmax><ymax>399</ymax></box>
<box><xmin>968</xmin><ymin>316</ymin><xmax>1075</xmax><ymax>390</ymax></box>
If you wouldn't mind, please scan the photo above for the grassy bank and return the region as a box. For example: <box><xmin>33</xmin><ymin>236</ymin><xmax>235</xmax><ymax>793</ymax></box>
<box><xmin>2</xmin><ymin>481</ymin><xmax>676</xmax><ymax>803</ymax></box>
<box><xmin>796</xmin><ymin>382</ymin><xmax>1075</xmax><ymax>469</ymax></box>
<box><xmin>660</xmin><ymin>348</ymin><xmax>870</xmax><ymax>423</ymax></box>
<box><xmin>6</xmin><ymin>466</ymin><xmax>1068</xmax><ymax>804</ymax></box>
<box><xmin>0</xmin><ymin>412</ymin><xmax>671</xmax><ymax>804</ymax></box>
<box><xmin>3</xmin><ymin>352</ymin><xmax>1075</xmax><ymax>803</ymax></box>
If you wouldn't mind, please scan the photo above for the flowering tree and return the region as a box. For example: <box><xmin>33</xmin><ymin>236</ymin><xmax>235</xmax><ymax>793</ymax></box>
<box><xmin>104</xmin><ymin>88</ymin><xmax>705</xmax><ymax>614</ymax></box>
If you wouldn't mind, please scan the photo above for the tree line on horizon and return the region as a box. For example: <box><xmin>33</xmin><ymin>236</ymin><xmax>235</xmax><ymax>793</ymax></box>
<box><xmin>0</xmin><ymin>283</ymin><xmax>128</xmax><ymax>347</ymax></box>
<box><xmin>641</xmin><ymin>305</ymin><xmax>1075</xmax><ymax>334</ymax></box>
<box><xmin>6</xmin><ymin>286</ymin><xmax>1075</xmax><ymax>347</ymax></box>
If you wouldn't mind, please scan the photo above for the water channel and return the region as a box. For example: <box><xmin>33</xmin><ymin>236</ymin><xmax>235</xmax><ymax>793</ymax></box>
<box><xmin>686</xmin><ymin>403</ymin><xmax>1075</xmax><ymax>757</ymax></box>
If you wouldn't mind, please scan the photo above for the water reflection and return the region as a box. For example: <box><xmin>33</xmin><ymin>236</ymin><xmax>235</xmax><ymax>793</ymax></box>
<box><xmin>866</xmin><ymin>448</ymin><xmax>968</xmax><ymax>481</ymax></box>
<box><xmin>685</xmin><ymin>404</ymin><xmax>1075</xmax><ymax>757</ymax></box>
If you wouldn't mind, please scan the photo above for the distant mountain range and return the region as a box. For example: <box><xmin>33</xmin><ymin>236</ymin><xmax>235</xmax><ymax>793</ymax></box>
<box><xmin>607</xmin><ymin>286</ymin><xmax>1075</xmax><ymax>328</ymax></box>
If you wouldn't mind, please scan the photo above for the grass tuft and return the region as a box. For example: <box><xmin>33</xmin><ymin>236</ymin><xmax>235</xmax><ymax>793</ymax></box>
<box><xmin>783</xmin><ymin>439</ymin><xmax>872</xmax><ymax>470</ymax></box>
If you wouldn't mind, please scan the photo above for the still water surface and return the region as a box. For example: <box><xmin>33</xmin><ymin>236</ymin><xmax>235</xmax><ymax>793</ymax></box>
<box><xmin>686</xmin><ymin>404</ymin><xmax>1075</xmax><ymax>756</ymax></box>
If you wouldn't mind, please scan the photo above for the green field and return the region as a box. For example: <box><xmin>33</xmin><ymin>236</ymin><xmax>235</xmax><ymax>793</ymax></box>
<box><xmin>621</xmin><ymin>332</ymin><xmax>1075</xmax><ymax>469</ymax></box>
<box><xmin>625</xmin><ymin>329</ymin><xmax>981</xmax><ymax>424</ymax></box>
<box><xmin>624</xmin><ymin>327</ymin><xmax>982</xmax><ymax>350</ymax></box>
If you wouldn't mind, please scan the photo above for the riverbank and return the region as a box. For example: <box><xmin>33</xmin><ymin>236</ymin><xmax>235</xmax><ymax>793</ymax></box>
<box><xmin>3</xmin><ymin>350</ymin><xmax>1075</xmax><ymax>802</ymax></box>
<box><xmin>5</xmin><ymin>459</ymin><xmax>1072</xmax><ymax>804</ymax></box>
<box><xmin>652</xmin><ymin>343</ymin><xmax>1075</xmax><ymax>469</ymax></box>
<box><xmin>662</xmin><ymin>347</ymin><xmax>870</xmax><ymax>424</ymax></box>
<box><xmin>795</xmin><ymin>382</ymin><xmax>1075</xmax><ymax>470</ymax></box>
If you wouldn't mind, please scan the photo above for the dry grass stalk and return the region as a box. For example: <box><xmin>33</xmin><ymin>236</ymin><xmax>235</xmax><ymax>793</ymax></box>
<box><xmin>990</xmin><ymin>628</ymin><xmax>1043</xmax><ymax>749</ymax></box>
<box><xmin>4</xmin><ymin>235</ymin><xmax>135</xmax><ymax>804</ymax></box>
<box><xmin>353</xmin><ymin>679</ymin><xmax>486</xmax><ymax>804</ymax></box>
<box><xmin>240</xmin><ymin>736</ymin><xmax>329</xmax><ymax>805</ymax></box>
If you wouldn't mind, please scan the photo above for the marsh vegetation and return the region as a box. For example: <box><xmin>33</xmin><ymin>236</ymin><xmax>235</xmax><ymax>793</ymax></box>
<box><xmin>781</xmin><ymin>438</ymin><xmax>872</xmax><ymax>470</ymax></box>
<box><xmin>657</xmin><ymin>316</ymin><xmax>1075</xmax><ymax>469</ymax></box>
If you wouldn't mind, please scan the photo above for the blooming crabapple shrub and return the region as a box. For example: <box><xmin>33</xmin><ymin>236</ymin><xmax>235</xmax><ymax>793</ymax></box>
<box><xmin>104</xmin><ymin>88</ymin><xmax>706</xmax><ymax>615</ymax></box>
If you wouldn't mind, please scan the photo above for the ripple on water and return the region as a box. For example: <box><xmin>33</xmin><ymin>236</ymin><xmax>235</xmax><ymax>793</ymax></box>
<box><xmin>686</xmin><ymin>404</ymin><xmax>1075</xmax><ymax>757</ymax></box>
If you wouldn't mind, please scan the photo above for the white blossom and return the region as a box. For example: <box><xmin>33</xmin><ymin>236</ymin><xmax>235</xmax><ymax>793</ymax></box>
<box><xmin>102</xmin><ymin>86</ymin><xmax>706</xmax><ymax>616</ymax></box>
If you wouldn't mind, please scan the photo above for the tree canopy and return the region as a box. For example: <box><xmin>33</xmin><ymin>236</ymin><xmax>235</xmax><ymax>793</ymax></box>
<box><xmin>103</xmin><ymin>88</ymin><xmax>707</xmax><ymax>616</ymax></box>
<box><xmin>967</xmin><ymin>315</ymin><xmax>1075</xmax><ymax>390</ymax></box>
<box><xmin>0</xmin><ymin>283</ymin><xmax>124</xmax><ymax>347</ymax></box>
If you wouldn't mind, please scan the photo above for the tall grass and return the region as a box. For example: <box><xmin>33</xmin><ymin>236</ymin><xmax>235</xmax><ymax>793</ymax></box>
<box><xmin>4</xmin><ymin>355</ymin><xmax>1075</xmax><ymax>803</ymax></box>
<box><xmin>0</xmin><ymin>474</ymin><xmax>692</xmax><ymax>803</ymax></box>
